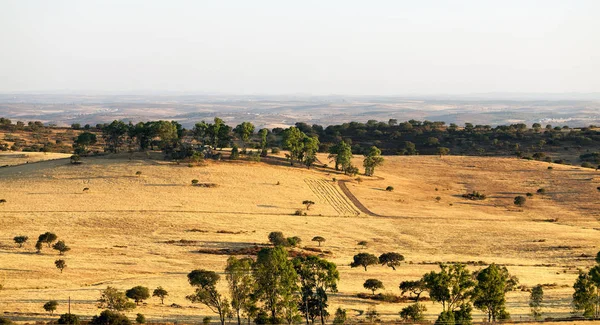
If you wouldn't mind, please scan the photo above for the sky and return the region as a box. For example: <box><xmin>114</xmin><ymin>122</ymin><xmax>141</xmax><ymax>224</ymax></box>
<box><xmin>0</xmin><ymin>0</ymin><xmax>598</xmax><ymax>96</ymax></box>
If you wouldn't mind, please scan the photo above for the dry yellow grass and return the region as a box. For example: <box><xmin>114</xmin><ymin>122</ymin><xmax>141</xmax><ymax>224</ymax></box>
<box><xmin>0</xmin><ymin>153</ymin><xmax>599</xmax><ymax>323</ymax></box>
<box><xmin>0</xmin><ymin>152</ymin><xmax>72</xmax><ymax>167</ymax></box>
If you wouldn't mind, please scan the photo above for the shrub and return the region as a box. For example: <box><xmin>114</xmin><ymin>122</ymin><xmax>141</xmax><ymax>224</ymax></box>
<box><xmin>0</xmin><ymin>317</ymin><xmax>12</xmax><ymax>325</ymax></box>
<box><xmin>271</xmin><ymin>147</ymin><xmax>281</xmax><ymax>154</ymax></box>
<box><xmin>385</xmin><ymin>186</ymin><xmax>394</xmax><ymax>192</ymax></box>
<box><xmin>0</xmin><ymin>199</ymin><xmax>6</xmax><ymax>204</ymax></box>
<box><xmin>286</xmin><ymin>236</ymin><xmax>302</xmax><ymax>247</ymax></box>
<box><xmin>13</xmin><ymin>236</ymin><xmax>28</xmax><ymax>248</ymax></box>
<box><xmin>52</xmin><ymin>240</ymin><xmax>71</xmax><ymax>255</ymax></box>
<box><xmin>91</xmin><ymin>310</ymin><xmax>131</xmax><ymax>325</ymax></box>
<box><xmin>537</xmin><ymin>188</ymin><xmax>546</xmax><ymax>194</ymax></box>
<box><xmin>311</xmin><ymin>236</ymin><xmax>326</xmax><ymax>246</ymax></box>
<box><xmin>365</xmin><ymin>306</ymin><xmax>379</xmax><ymax>323</ymax></box>
<box><xmin>400</xmin><ymin>303</ymin><xmax>427</xmax><ymax>322</ymax></box>
<box><xmin>268</xmin><ymin>231</ymin><xmax>288</xmax><ymax>246</ymax></box>
<box><xmin>55</xmin><ymin>259</ymin><xmax>67</xmax><ymax>272</ymax></box>
<box><xmin>202</xmin><ymin>317</ymin><xmax>212</xmax><ymax>325</ymax></box>
<box><xmin>462</xmin><ymin>191</ymin><xmax>486</xmax><ymax>200</ymax></box>
<box><xmin>135</xmin><ymin>171</ymin><xmax>142</xmax><ymax>176</ymax></box>
<box><xmin>43</xmin><ymin>300</ymin><xmax>58</xmax><ymax>314</ymax></box>
<box><xmin>135</xmin><ymin>314</ymin><xmax>145</xmax><ymax>324</ymax></box>
<box><xmin>514</xmin><ymin>196</ymin><xmax>527</xmax><ymax>206</ymax></box>
<box><xmin>191</xmin><ymin>179</ymin><xmax>199</xmax><ymax>185</ymax></box>
<box><xmin>435</xmin><ymin>196</ymin><xmax>441</xmax><ymax>202</ymax></box>
<box><xmin>332</xmin><ymin>308</ymin><xmax>347</xmax><ymax>325</ymax></box>
<box><xmin>57</xmin><ymin>313</ymin><xmax>80</xmax><ymax>325</ymax></box>
<box><xmin>582</xmin><ymin>162</ymin><xmax>594</xmax><ymax>168</ymax></box>
<box><xmin>547</xmin><ymin>166</ymin><xmax>553</xmax><ymax>170</ymax></box>
<box><xmin>526</xmin><ymin>193</ymin><xmax>533</xmax><ymax>197</ymax></box>
<box><xmin>70</xmin><ymin>155</ymin><xmax>82</xmax><ymax>164</ymax></box>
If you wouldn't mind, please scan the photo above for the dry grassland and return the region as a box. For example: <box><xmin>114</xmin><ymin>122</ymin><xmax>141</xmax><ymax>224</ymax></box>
<box><xmin>0</xmin><ymin>152</ymin><xmax>599</xmax><ymax>323</ymax></box>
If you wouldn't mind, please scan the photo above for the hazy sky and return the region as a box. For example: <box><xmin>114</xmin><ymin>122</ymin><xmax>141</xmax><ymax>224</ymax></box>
<box><xmin>1</xmin><ymin>0</ymin><xmax>598</xmax><ymax>95</ymax></box>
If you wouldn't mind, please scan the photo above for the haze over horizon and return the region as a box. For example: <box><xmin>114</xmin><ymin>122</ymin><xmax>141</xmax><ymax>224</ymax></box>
<box><xmin>1</xmin><ymin>1</ymin><xmax>599</xmax><ymax>96</ymax></box>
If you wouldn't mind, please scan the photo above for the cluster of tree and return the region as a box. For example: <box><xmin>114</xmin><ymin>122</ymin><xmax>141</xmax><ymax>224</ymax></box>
<box><xmin>350</xmin><ymin>252</ymin><xmax>405</xmax><ymax>271</ymax></box>
<box><xmin>572</xmin><ymin>252</ymin><xmax>600</xmax><ymax>318</ymax></box>
<box><xmin>394</xmin><ymin>263</ymin><xmax>519</xmax><ymax>325</ymax></box>
<box><xmin>12</xmin><ymin>232</ymin><xmax>71</xmax><ymax>272</ymax></box>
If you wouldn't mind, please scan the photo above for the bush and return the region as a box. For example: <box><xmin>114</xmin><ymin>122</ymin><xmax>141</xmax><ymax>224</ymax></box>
<box><xmin>58</xmin><ymin>314</ymin><xmax>80</xmax><ymax>325</ymax></box>
<box><xmin>385</xmin><ymin>186</ymin><xmax>394</xmax><ymax>192</ymax></box>
<box><xmin>286</xmin><ymin>236</ymin><xmax>302</xmax><ymax>247</ymax></box>
<box><xmin>191</xmin><ymin>179</ymin><xmax>199</xmax><ymax>185</ymax></box>
<box><xmin>332</xmin><ymin>308</ymin><xmax>347</xmax><ymax>325</ymax></box>
<box><xmin>268</xmin><ymin>231</ymin><xmax>288</xmax><ymax>246</ymax></box>
<box><xmin>400</xmin><ymin>303</ymin><xmax>427</xmax><ymax>322</ymax></box>
<box><xmin>462</xmin><ymin>191</ymin><xmax>486</xmax><ymax>200</ymax></box>
<box><xmin>294</xmin><ymin>210</ymin><xmax>306</xmax><ymax>216</ymax></box>
<box><xmin>548</xmin><ymin>166</ymin><xmax>553</xmax><ymax>170</ymax></box>
<box><xmin>581</xmin><ymin>162</ymin><xmax>594</xmax><ymax>168</ymax></box>
<box><xmin>91</xmin><ymin>310</ymin><xmax>131</xmax><ymax>325</ymax></box>
<box><xmin>514</xmin><ymin>196</ymin><xmax>527</xmax><ymax>206</ymax></box>
<box><xmin>0</xmin><ymin>317</ymin><xmax>12</xmax><ymax>325</ymax></box>
<box><xmin>537</xmin><ymin>188</ymin><xmax>546</xmax><ymax>194</ymax></box>
<box><xmin>271</xmin><ymin>147</ymin><xmax>281</xmax><ymax>154</ymax></box>
<box><xmin>135</xmin><ymin>314</ymin><xmax>145</xmax><ymax>324</ymax></box>
<box><xmin>526</xmin><ymin>193</ymin><xmax>533</xmax><ymax>197</ymax></box>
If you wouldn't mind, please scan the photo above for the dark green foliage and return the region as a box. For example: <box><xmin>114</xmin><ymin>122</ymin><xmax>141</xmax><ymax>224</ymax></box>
<box><xmin>437</xmin><ymin>147</ymin><xmax>450</xmax><ymax>156</ymax></box>
<box><xmin>572</xmin><ymin>271</ymin><xmax>596</xmax><ymax>317</ymax></box>
<box><xmin>350</xmin><ymin>253</ymin><xmax>379</xmax><ymax>271</ymax></box>
<box><xmin>52</xmin><ymin>240</ymin><xmax>71</xmax><ymax>255</ymax></box>
<box><xmin>363</xmin><ymin>146</ymin><xmax>384</xmax><ymax>176</ymax></box>
<box><xmin>57</xmin><ymin>313</ymin><xmax>80</xmax><ymax>325</ymax></box>
<box><xmin>363</xmin><ymin>279</ymin><xmax>384</xmax><ymax>295</ymax></box>
<box><xmin>422</xmin><ymin>263</ymin><xmax>475</xmax><ymax>313</ymax></box>
<box><xmin>293</xmin><ymin>255</ymin><xmax>339</xmax><ymax>325</ymax></box>
<box><xmin>97</xmin><ymin>287</ymin><xmax>136</xmax><ymax>311</ymax></box>
<box><xmin>186</xmin><ymin>269</ymin><xmax>229</xmax><ymax>325</ymax></box>
<box><xmin>38</xmin><ymin>232</ymin><xmax>58</xmax><ymax>247</ymax></box>
<box><xmin>43</xmin><ymin>300</ymin><xmax>58</xmax><ymax>314</ymax></box>
<box><xmin>302</xmin><ymin>200</ymin><xmax>315</xmax><ymax>210</ymax></box>
<box><xmin>125</xmin><ymin>286</ymin><xmax>150</xmax><ymax>305</ymax></box>
<box><xmin>225</xmin><ymin>256</ymin><xmax>255</xmax><ymax>325</ymax></box>
<box><xmin>0</xmin><ymin>318</ymin><xmax>12</xmax><ymax>325</ymax></box>
<box><xmin>514</xmin><ymin>196</ymin><xmax>527</xmax><ymax>206</ymax></box>
<box><xmin>529</xmin><ymin>284</ymin><xmax>543</xmax><ymax>320</ymax></box>
<box><xmin>311</xmin><ymin>236</ymin><xmax>326</xmax><ymax>246</ymax></box>
<box><xmin>526</xmin><ymin>193</ymin><xmax>533</xmax><ymax>197</ymax></box>
<box><xmin>435</xmin><ymin>311</ymin><xmax>455</xmax><ymax>325</ymax></box>
<box><xmin>13</xmin><ymin>236</ymin><xmax>28</xmax><ymax>248</ymax></box>
<box><xmin>74</xmin><ymin>132</ymin><xmax>97</xmax><ymax>155</ymax></box>
<box><xmin>399</xmin><ymin>303</ymin><xmax>427</xmax><ymax>322</ymax></box>
<box><xmin>379</xmin><ymin>252</ymin><xmax>404</xmax><ymax>270</ymax></box>
<box><xmin>268</xmin><ymin>231</ymin><xmax>288</xmax><ymax>246</ymax></box>
<box><xmin>399</xmin><ymin>280</ymin><xmax>426</xmax><ymax>302</ymax></box>
<box><xmin>230</xmin><ymin>145</ymin><xmax>240</xmax><ymax>160</ymax></box>
<box><xmin>286</xmin><ymin>236</ymin><xmax>302</xmax><ymax>247</ymax></box>
<box><xmin>537</xmin><ymin>188</ymin><xmax>546</xmax><ymax>194</ymax></box>
<box><xmin>55</xmin><ymin>259</ymin><xmax>67</xmax><ymax>273</ymax></box>
<box><xmin>472</xmin><ymin>264</ymin><xmax>518</xmax><ymax>322</ymax></box>
<box><xmin>462</xmin><ymin>191</ymin><xmax>486</xmax><ymax>200</ymax></box>
<box><xmin>91</xmin><ymin>310</ymin><xmax>131</xmax><ymax>325</ymax></box>
<box><xmin>332</xmin><ymin>308</ymin><xmax>347</xmax><ymax>324</ymax></box>
<box><xmin>385</xmin><ymin>186</ymin><xmax>394</xmax><ymax>191</ymax></box>
<box><xmin>135</xmin><ymin>314</ymin><xmax>145</xmax><ymax>324</ymax></box>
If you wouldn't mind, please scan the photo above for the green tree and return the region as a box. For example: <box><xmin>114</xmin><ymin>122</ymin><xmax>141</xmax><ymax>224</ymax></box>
<box><xmin>399</xmin><ymin>280</ymin><xmax>426</xmax><ymax>302</ymax></box>
<box><xmin>234</xmin><ymin>122</ymin><xmax>255</xmax><ymax>150</ymax></box>
<box><xmin>302</xmin><ymin>200</ymin><xmax>315</xmax><ymax>210</ymax></box>
<box><xmin>472</xmin><ymin>264</ymin><xmax>518</xmax><ymax>322</ymax></box>
<box><xmin>90</xmin><ymin>310</ymin><xmax>131</xmax><ymax>325</ymax></box>
<box><xmin>125</xmin><ymin>286</ymin><xmax>150</xmax><ymax>306</ymax></box>
<box><xmin>422</xmin><ymin>263</ymin><xmax>475</xmax><ymax>313</ymax></box>
<box><xmin>514</xmin><ymin>196</ymin><xmax>526</xmax><ymax>206</ymax></box>
<box><xmin>135</xmin><ymin>314</ymin><xmax>145</xmax><ymax>324</ymax></box>
<box><xmin>225</xmin><ymin>257</ymin><xmax>255</xmax><ymax>325</ymax></box>
<box><xmin>363</xmin><ymin>146</ymin><xmax>384</xmax><ymax>176</ymax></box>
<box><xmin>57</xmin><ymin>313</ymin><xmax>80</xmax><ymax>325</ymax></box>
<box><xmin>573</xmin><ymin>271</ymin><xmax>597</xmax><ymax>317</ymax></box>
<box><xmin>231</xmin><ymin>144</ymin><xmax>240</xmax><ymax>160</ymax></box>
<box><xmin>350</xmin><ymin>253</ymin><xmax>379</xmax><ymax>271</ymax></box>
<box><xmin>38</xmin><ymin>232</ymin><xmax>58</xmax><ymax>247</ymax></box>
<box><xmin>97</xmin><ymin>287</ymin><xmax>136</xmax><ymax>312</ymax></box>
<box><xmin>302</xmin><ymin>136</ymin><xmax>320</xmax><ymax>168</ymax></box>
<box><xmin>259</xmin><ymin>128</ymin><xmax>269</xmax><ymax>150</ymax></box>
<box><xmin>529</xmin><ymin>284</ymin><xmax>544</xmax><ymax>320</ymax></box>
<box><xmin>152</xmin><ymin>287</ymin><xmax>168</xmax><ymax>304</ymax></box>
<box><xmin>55</xmin><ymin>259</ymin><xmax>67</xmax><ymax>273</ymax></box>
<box><xmin>43</xmin><ymin>300</ymin><xmax>58</xmax><ymax>315</ymax></box>
<box><xmin>363</xmin><ymin>279</ymin><xmax>384</xmax><ymax>295</ymax></box>
<box><xmin>74</xmin><ymin>132</ymin><xmax>97</xmax><ymax>155</ymax></box>
<box><xmin>437</xmin><ymin>147</ymin><xmax>450</xmax><ymax>157</ymax></box>
<box><xmin>293</xmin><ymin>255</ymin><xmax>339</xmax><ymax>325</ymax></box>
<box><xmin>52</xmin><ymin>240</ymin><xmax>71</xmax><ymax>255</ymax></box>
<box><xmin>402</xmin><ymin>141</ymin><xmax>418</xmax><ymax>155</ymax></box>
<box><xmin>311</xmin><ymin>236</ymin><xmax>326</xmax><ymax>247</ymax></box>
<box><xmin>268</xmin><ymin>231</ymin><xmax>288</xmax><ymax>247</ymax></box>
<box><xmin>282</xmin><ymin>127</ymin><xmax>306</xmax><ymax>166</ymax></box>
<box><xmin>253</xmin><ymin>247</ymin><xmax>299</xmax><ymax>323</ymax></box>
<box><xmin>153</xmin><ymin>120</ymin><xmax>179</xmax><ymax>150</ymax></box>
<box><xmin>102</xmin><ymin>120</ymin><xmax>129</xmax><ymax>153</ymax></box>
<box><xmin>328</xmin><ymin>141</ymin><xmax>353</xmax><ymax>172</ymax></box>
<box><xmin>13</xmin><ymin>236</ymin><xmax>28</xmax><ymax>248</ymax></box>
<box><xmin>378</xmin><ymin>252</ymin><xmax>404</xmax><ymax>270</ymax></box>
<box><xmin>399</xmin><ymin>303</ymin><xmax>427</xmax><ymax>322</ymax></box>
<box><xmin>187</xmin><ymin>269</ymin><xmax>230</xmax><ymax>325</ymax></box>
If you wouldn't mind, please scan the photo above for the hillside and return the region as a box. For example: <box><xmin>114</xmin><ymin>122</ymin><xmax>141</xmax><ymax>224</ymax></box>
<box><xmin>0</xmin><ymin>153</ymin><xmax>599</xmax><ymax>323</ymax></box>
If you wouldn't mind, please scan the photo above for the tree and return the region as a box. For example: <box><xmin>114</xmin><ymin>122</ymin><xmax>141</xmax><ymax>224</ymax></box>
<box><xmin>529</xmin><ymin>284</ymin><xmax>544</xmax><ymax>320</ymax></box>
<box><xmin>234</xmin><ymin>122</ymin><xmax>255</xmax><ymax>150</ymax></box>
<box><xmin>152</xmin><ymin>287</ymin><xmax>168</xmax><ymax>304</ymax></box>
<box><xmin>57</xmin><ymin>313</ymin><xmax>80</xmax><ymax>325</ymax></box>
<box><xmin>293</xmin><ymin>255</ymin><xmax>339</xmax><ymax>325</ymax></box>
<box><xmin>52</xmin><ymin>240</ymin><xmax>71</xmax><ymax>255</ymax></box>
<box><xmin>35</xmin><ymin>241</ymin><xmax>43</xmax><ymax>253</ymax></box>
<box><xmin>302</xmin><ymin>200</ymin><xmax>315</xmax><ymax>210</ymax></box>
<box><xmin>282</xmin><ymin>127</ymin><xmax>306</xmax><ymax>166</ymax></box>
<box><xmin>399</xmin><ymin>280</ymin><xmax>426</xmax><ymax>302</ymax></box>
<box><xmin>311</xmin><ymin>236</ymin><xmax>326</xmax><ymax>247</ymax></box>
<box><xmin>268</xmin><ymin>231</ymin><xmax>288</xmax><ymax>247</ymax></box>
<box><xmin>329</xmin><ymin>141</ymin><xmax>353</xmax><ymax>173</ymax></box>
<box><xmin>98</xmin><ymin>287</ymin><xmax>136</xmax><ymax>311</ymax></box>
<box><xmin>422</xmin><ymin>263</ymin><xmax>475</xmax><ymax>313</ymax></box>
<box><xmin>437</xmin><ymin>147</ymin><xmax>450</xmax><ymax>157</ymax></box>
<box><xmin>74</xmin><ymin>132</ymin><xmax>97</xmax><ymax>155</ymax></box>
<box><xmin>90</xmin><ymin>310</ymin><xmax>131</xmax><ymax>325</ymax></box>
<box><xmin>225</xmin><ymin>257</ymin><xmax>255</xmax><ymax>325</ymax></box>
<box><xmin>259</xmin><ymin>128</ymin><xmax>269</xmax><ymax>151</ymax></box>
<box><xmin>55</xmin><ymin>259</ymin><xmax>67</xmax><ymax>273</ymax></box>
<box><xmin>378</xmin><ymin>252</ymin><xmax>404</xmax><ymax>270</ymax></box>
<box><xmin>363</xmin><ymin>279</ymin><xmax>384</xmax><ymax>295</ymax></box>
<box><xmin>126</xmin><ymin>286</ymin><xmax>150</xmax><ymax>306</ymax></box>
<box><xmin>135</xmin><ymin>314</ymin><xmax>145</xmax><ymax>324</ymax></box>
<box><xmin>253</xmin><ymin>247</ymin><xmax>299</xmax><ymax>324</ymax></box>
<box><xmin>472</xmin><ymin>264</ymin><xmax>518</xmax><ymax>322</ymax></box>
<box><xmin>38</xmin><ymin>232</ymin><xmax>58</xmax><ymax>247</ymax></box>
<box><xmin>230</xmin><ymin>144</ymin><xmax>240</xmax><ymax>160</ymax></box>
<box><xmin>573</xmin><ymin>271</ymin><xmax>597</xmax><ymax>317</ymax></box>
<box><xmin>13</xmin><ymin>236</ymin><xmax>28</xmax><ymax>248</ymax></box>
<box><xmin>399</xmin><ymin>303</ymin><xmax>427</xmax><ymax>322</ymax></box>
<box><xmin>102</xmin><ymin>120</ymin><xmax>129</xmax><ymax>153</ymax></box>
<box><xmin>365</xmin><ymin>306</ymin><xmax>379</xmax><ymax>323</ymax></box>
<box><xmin>187</xmin><ymin>269</ymin><xmax>230</xmax><ymax>325</ymax></box>
<box><xmin>302</xmin><ymin>136</ymin><xmax>320</xmax><ymax>168</ymax></box>
<box><xmin>332</xmin><ymin>308</ymin><xmax>346</xmax><ymax>325</ymax></box>
<box><xmin>43</xmin><ymin>300</ymin><xmax>58</xmax><ymax>315</ymax></box>
<box><xmin>514</xmin><ymin>196</ymin><xmax>527</xmax><ymax>206</ymax></box>
<box><xmin>350</xmin><ymin>253</ymin><xmax>379</xmax><ymax>271</ymax></box>
<box><xmin>363</xmin><ymin>146</ymin><xmax>384</xmax><ymax>176</ymax></box>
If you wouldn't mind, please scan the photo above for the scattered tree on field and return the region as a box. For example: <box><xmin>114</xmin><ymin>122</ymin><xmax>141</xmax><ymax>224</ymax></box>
<box><xmin>187</xmin><ymin>269</ymin><xmax>230</xmax><ymax>325</ymax></box>
<box><xmin>52</xmin><ymin>240</ymin><xmax>71</xmax><ymax>255</ymax></box>
<box><xmin>514</xmin><ymin>196</ymin><xmax>527</xmax><ymax>206</ymax></box>
<box><xmin>350</xmin><ymin>253</ymin><xmax>379</xmax><ymax>271</ymax></box>
<box><xmin>399</xmin><ymin>280</ymin><xmax>426</xmax><ymax>302</ymax></box>
<box><xmin>135</xmin><ymin>314</ymin><xmax>145</xmax><ymax>324</ymax></box>
<box><xmin>55</xmin><ymin>259</ymin><xmax>67</xmax><ymax>273</ymax></box>
<box><xmin>363</xmin><ymin>146</ymin><xmax>384</xmax><ymax>176</ymax></box>
<box><xmin>363</xmin><ymin>279</ymin><xmax>384</xmax><ymax>295</ymax></box>
<box><xmin>378</xmin><ymin>252</ymin><xmax>404</xmax><ymax>270</ymax></box>
<box><xmin>572</xmin><ymin>271</ymin><xmax>597</xmax><ymax>317</ymax></box>
<box><xmin>90</xmin><ymin>310</ymin><xmax>131</xmax><ymax>325</ymax></box>
<box><xmin>43</xmin><ymin>300</ymin><xmax>58</xmax><ymax>315</ymax></box>
<box><xmin>437</xmin><ymin>147</ymin><xmax>450</xmax><ymax>157</ymax></box>
<box><xmin>97</xmin><ymin>287</ymin><xmax>136</xmax><ymax>311</ymax></box>
<box><xmin>332</xmin><ymin>308</ymin><xmax>346</xmax><ymax>325</ymax></box>
<box><xmin>365</xmin><ymin>306</ymin><xmax>379</xmax><ymax>323</ymax></box>
<box><xmin>293</xmin><ymin>255</ymin><xmax>339</xmax><ymax>325</ymax></box>
<box><xmin>472</xmin><ymin>264</ymin><xmax>518</xmax><ymax>322</ymax></box>
<box><xmin>35</xmin><ymin>241</ymin><xmax>43</xmax><ymax>253</ymax></box>
<box><xmin>399</xmin><ymin>303</ymin><xmax>427</xmax><ymax>322</ymax></box>
<box><xmin>225</xmin><ymin>257</ymin><xmax>255</xmax><ymax>325</ymax></box>
<box><xmin>38</xmin><ymin>232</ymin><xmax>58</xmax><ymax>247</ymax></box>
<box><xmin>302</xmin><ymin>200</ymin><xmax>315</xmax><ymax>210</ymax></box>
<box><xmin>529</xmin><ymin>284</ymin><xmax>544</xmax><ymax>320</ymax></box>
<box><xmin>328</xmin><ymin>141</ymin><xmax>353</xmax><ymax>173</ymax></box>
<box><xmin>268</xmin><ymin>231</ymin><xmax>288</xmax><ymax>246</ymax></box>
<box><xmin>311</xmin><ymin>236</ymin><xmax>326</xmax><ymax>247</ymax></box>
<box><xmin>126</xmin><ymin>286</ymin><xmax>150</xmax><ymax>306</ymax></box>
<box><xmin>152</xmin><ymin>287</ymin><xmax>168</xmax><ymax>304</ymax></box>
<box><xmin>13</xmin><ymin>236</ymin><xmax>28</xmax><ymax>248</ymax></box>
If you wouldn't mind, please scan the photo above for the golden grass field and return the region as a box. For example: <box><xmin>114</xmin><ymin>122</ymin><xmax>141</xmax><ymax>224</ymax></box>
<box><xmin>1</xmin><ymin>152</ymin><xmax>600</xmax><ymax>324</ymax></box>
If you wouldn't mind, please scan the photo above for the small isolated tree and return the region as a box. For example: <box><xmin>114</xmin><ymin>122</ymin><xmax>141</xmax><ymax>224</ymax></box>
<box><xmin>57</xmin><ymin>313</ymin><xmax>80</xmax><ymax>325</ymax></box>
<box><xmin>52</xmin><ymin>240</ymin><xmax>71</xmax><ymax>255</ymax></box>
<box><xmin>286</xmin><ymin>236</ymin><xmax>302</xmax><ymax>247</ymax></box>
<box><xmin>126</xmin><ymin>286</ymin><xmax>150</xmax><ymax>306</ymax></box>
<box><xmin>363</xmin><ymin>279</ymin><xmax>384</xmax><ymax>295</ymax></box>
<box><xmin>55</xmin><ymin>259</ymin><xmax>67</xmax><ymax>273</ymax></box>
<box><xmin>379</xmin><ymin>252</ymin><xmax>404</xmax><ymax>270</ymax></box>
<box><xmin>332</xmin><ymin>308</ymin><xmax>347</xmax><ymax>325</ymax></box>
<box><xmin>13</xmin><ymin>236</ymin><xmax>28</xmax><ymax>248</ymax></box>
<box><xmin>268</xmin><ymin>231</ymin><xmax>288</xmax><ymax>247</ymax></box>
<box><xmin>191</xmin><ymin>179</ymin><xmax>199</xmax><ymax>185</ymax></box>
<box><xmin>43</xmin><ymin>300</ymin><xmax>58</xmax><ymax>315</ymax></box>
<box><xmin>437</xmin><ymin>147</ymin><xmax>450</xmax><ymax>157</ymax></box>
<box><xmin>38</xmin><ymin>232</ymin><xmax>58</xmax><ymax>247</ymax></box>
<box><xmin>135</xmin><ymin>171</ymin><xmax>142</xmax><ymax>177</ymax></box>
<box><xmin>400</xmin><ymin>303</ymin><xmax>427</xmax><ymax>322</ymax></box>
<box><xmin>152</xmin><ymin>287</ymin><xmax>168</xmax><ymax>304</ymax></box>
<box><xmin>529</xmin><ymin>284</ymin><xmax>543</xmax><ymax>320</ymax></box>
<box><xmin>311</xmin><ymin>236</ymin><xmax>326</xmax><ymax>247</ymax></box>
<box><xmin>350</xmin><ymin>253</ymin><xmax>379</xmax><ymax>271</ymax></box>
<box><xmin>302</xmin><ymin>200</ymin><xmax>315</xmax><ymax>210</ymax></box>
<box><xmin>514</xmin><ymin>196</ymin><xmax>527</xmax><ymax>206</ymax></box>
<box><xmin>98</xmin><ymin>287</ymin><xmax>136</xmax><ymax>312</ymax></box>
<box><xmin>385</xmin><ymin>186</ymin><xmax>394</xmax><ymax>192</ymax></box>
<box><xmin>135</xmin><ymin>314</ymin><xmax>145</xmax><ymax>324</ymax></box>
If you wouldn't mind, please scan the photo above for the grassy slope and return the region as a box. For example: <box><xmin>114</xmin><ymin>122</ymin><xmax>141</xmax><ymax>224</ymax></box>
<box><xmin>0</xmin><ymin>153</ymin><xmax>599</xmax><ymax>323</ymax></box>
